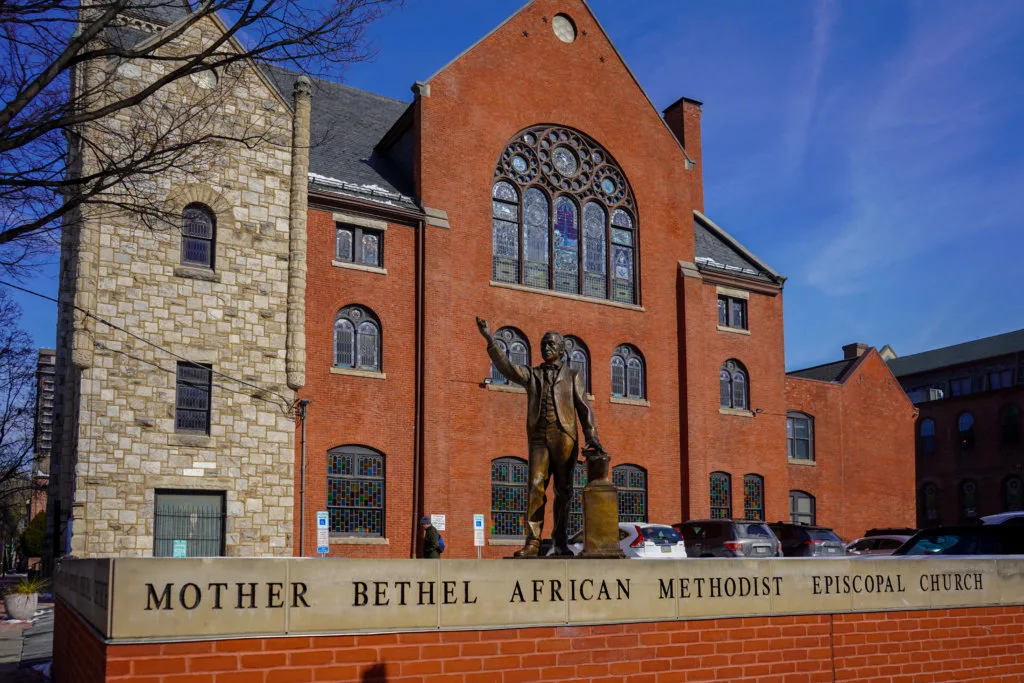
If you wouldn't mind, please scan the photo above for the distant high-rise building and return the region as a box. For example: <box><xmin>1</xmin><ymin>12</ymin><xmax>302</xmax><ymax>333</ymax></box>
<box><xmin>31</xmin><ymin>348</ymin><xmax>55</xmax><ymax>519</ymax></box>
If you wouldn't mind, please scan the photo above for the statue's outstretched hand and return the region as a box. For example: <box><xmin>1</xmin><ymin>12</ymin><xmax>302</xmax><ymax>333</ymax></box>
<box><xmin>476</xmin><ymin>316</ymin><xmax>493</xmax><ymax>343</ymax></box>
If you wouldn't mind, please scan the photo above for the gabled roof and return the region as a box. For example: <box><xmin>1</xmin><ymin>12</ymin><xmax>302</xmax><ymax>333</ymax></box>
<box><xmin>123</xmin><ymin>0</ymin><xmax>191</xmax><ymax>26</ymax></box>
<box><xmin>693</xmin><ymin>210</ymin><xmax>784</xmax><ymax>285</ymax></box>
<box><xmin>787</xmin><ymin>358</ymin><xmax>859</xmax><ymax>383</ymax></box>
<box><xmin>886</xmin><ymin>328</ymin><xmax>1024</xmax><ymax>378</ymax></box>
<box><xmin>261</xmin><ymin>66</ymin><xmax>418</xmax><ymax>209</ymax></box>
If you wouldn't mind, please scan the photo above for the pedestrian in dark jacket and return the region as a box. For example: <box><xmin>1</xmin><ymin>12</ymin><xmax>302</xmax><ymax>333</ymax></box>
<box><xmin>421</xmin><ymin>516</ymin><xmax>442</xmax><ymax>558</ymax></box>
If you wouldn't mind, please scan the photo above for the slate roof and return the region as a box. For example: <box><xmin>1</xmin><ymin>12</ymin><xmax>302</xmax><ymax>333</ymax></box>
<box><xmin>886</xmin><ymin>329</ymin><xmax>1024</xmax><ymax>378</ymax></box>
<box><xmin>261</xmin><ymin>66</ymin><xmax>417</xmax><ymax>210</ymax></box>
<box><xmin>787</xmin><ymin>358</ymin><xmax>859</xmax><ymax>383</ymax></box>
<box><xmin>693</xmin><ymin>211</ymin><xmax>783</xmax><ymax>285</ymax></box>
<box><xmin>122</xmin><ymin>0</ymin><xmax>191</xmax><ymax>26</ymax></box>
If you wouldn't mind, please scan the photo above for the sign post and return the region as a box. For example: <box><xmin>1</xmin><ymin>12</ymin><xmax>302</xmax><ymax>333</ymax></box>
<box><xmin>316</xmin><ymin>511</ymin><xmax>329</xmax><ymax>557</ymax></box>
<box><xmin>473</xmin><ymin>514</ymin><xmax>484</xmax><ymax>560</ymax></box>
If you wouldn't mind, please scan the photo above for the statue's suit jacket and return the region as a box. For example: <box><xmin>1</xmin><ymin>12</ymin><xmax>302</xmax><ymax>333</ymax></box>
<box><xmin>487</xmin><ymin>342</ymin><xmax>599</xmax><ymax>446</ymax></box>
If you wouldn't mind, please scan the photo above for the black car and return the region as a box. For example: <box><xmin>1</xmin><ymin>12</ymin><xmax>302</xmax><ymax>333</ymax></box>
<box><xmin>768</xmin><ymin>522</ymin><xmax>845</xmax><ymax>557</ymax></box>
<box><xmin>892</xmin><ymin>525</ymin><xmax>1024</xmax><ymax>556</ymax></box>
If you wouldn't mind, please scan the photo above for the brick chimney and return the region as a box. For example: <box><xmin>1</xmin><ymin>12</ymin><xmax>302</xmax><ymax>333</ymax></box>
<box><xmin>842</xmin><ymin>343</ymin><xmax>870</xmax><ymax>360</ymax></box>
<box><xmin>662</xmin><ymin>96</ymin><xmax>703</xmax><ymax>210</ymax></box>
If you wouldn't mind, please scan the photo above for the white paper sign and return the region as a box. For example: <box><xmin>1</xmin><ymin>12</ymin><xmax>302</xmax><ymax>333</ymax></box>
<box><xmin>430</xmin><ymin>514</ymin><xmax>446</xmax><ymax>531</ymax></box>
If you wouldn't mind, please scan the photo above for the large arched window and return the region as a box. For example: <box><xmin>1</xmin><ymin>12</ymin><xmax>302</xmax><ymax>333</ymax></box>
<box><xmin>743</xmin><ymin>474</ymin><xmax>764</xmax><ymax>521</ymax></box>
<box><xmin>1005</xmin><ymin>476</ymin><xmax>1024</xmax><ymax>512</ymax></box>
<box><xmin>327</xmin><ymin>445</ymin><xmax>385</xmax><ymax>537</ymax></box>
<box><xmin>181</xmin><ymin>203</ymin><xmax>216</xmax><ymax>268</ymax></box>
<box><xmin>334</xmin><ymin>306</ymin><xmax>380</xmax><ymax>371</ymax></box>
<box><xmin>491</xmin><ymin>457</ymin><xmax>528</xmax><ymax>536</ymax></box>
<box><xmin>613</xmin><ymin>464</ymin><xmax>647</xmax><ymax>523</ymax></box>
<box><xmin>492</xmin><ymin>125</ymin><xmax>638</xmax><ymax>304</ymax></box>
<box><xmin>720</xmin><ymin>359</ymin><xmax>748</xmax><ymax>410</ymax></box>
<box><xmin>611</xmin><ymin>344</ymin><xmax>645</xmax><ymax>399</ymax></box>
<box><xmin>563</xmin><ymin>336</ymin><xmax>590</xmax><ymax>394</ymax></box>
<box><xmin>919</xmin><ymin>418</ymin><xmax>936</xmax><ymax>455</ymax></box>
<box><xmin>921</xmin><ymin>483</ymin><xmax>939</xmax><ymax>523</ymax></box>
<box><xmin>958</xmin><ymin>412</ymin><xmax>975</xmax><ymax>450</ymax></box>
<box><xmin>961</xmin><ymin>480</ymin><xmax>978</xmax><ymax>519</ymax></box>
<box><xmin>789</xmin><ymin>490</ymin><xmax>815</xmax><ymax>525</ymax></box>
<box><xmin>710</xmin><ymin>472</ymin><xmax>731</xmax><ymax>519</ymax></box>
<box><xmin>490</xmin><ymin>327</ymin><xmax>530</xmax><ymax>385</ymax></box>
<box><xmin>1001</xmin><ymin>404</ymin><xmax>1021</xmax><ymax>446</ymax></box>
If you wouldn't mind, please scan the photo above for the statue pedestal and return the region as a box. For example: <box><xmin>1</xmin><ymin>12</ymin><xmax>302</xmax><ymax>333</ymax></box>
<box><xmin>579</xmin><ymin>451</ymin><xmax>624</xmax><ymax>559</ymax></box>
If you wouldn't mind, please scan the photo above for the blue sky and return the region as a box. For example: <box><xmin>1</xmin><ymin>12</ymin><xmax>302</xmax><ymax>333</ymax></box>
<box><xmin>11</xmin><ymin>0</ymin><xmax>1024</xmax><ymax>370</ymax></box>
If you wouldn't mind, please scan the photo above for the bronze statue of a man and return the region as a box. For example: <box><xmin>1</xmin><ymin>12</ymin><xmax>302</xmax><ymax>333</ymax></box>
<box><xmin>477</xmin><ymin>317</ymin><xmax>604</xmax><ymax>557</ymax></box>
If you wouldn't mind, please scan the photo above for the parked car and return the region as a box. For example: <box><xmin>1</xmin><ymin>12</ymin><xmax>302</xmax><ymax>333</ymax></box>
<box><xmin>768</xmin><ymin>522</ymin><xmax>845</xmax><ymax>557</ymax></box>
<box><xmin>892</xmin><ymin>525</ymin><xmax>1024</xmax><ymax>555</ymax></box>
<box><xmin>845</xmin><ymin>535</ymin><xmax>911</xmax><ymax>556</ymax></box>
<box><xmin>980</xmin><ymin>511</ymin><xmax>1024</xmax><ymax>526</ymax></box>
<box><xmin>673</xmin><ymin>519</ymin><xmax>781</xmax><ymax>558</ymax></box>
<box><xmin>567</xmin><ymin>523</ymin><xmax>688</xmax><ymax>559</ymax></box>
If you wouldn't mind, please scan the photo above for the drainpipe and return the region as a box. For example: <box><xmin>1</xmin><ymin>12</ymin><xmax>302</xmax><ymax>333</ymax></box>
<box><xmin>411</xmin><ymin>215</ymin><xmax>426</xmax><ymax>558</ymax></box>
<box><xmin>297</xmin><ymin>399</ymin><xmax>311</xmax><ymax>556</ymax></box>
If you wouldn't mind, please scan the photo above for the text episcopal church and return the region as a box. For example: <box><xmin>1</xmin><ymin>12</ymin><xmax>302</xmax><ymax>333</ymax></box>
<box><xmin>47</xmin><ymin>0</ymin><xmax>916</xmax><ymax>564</ymax></box>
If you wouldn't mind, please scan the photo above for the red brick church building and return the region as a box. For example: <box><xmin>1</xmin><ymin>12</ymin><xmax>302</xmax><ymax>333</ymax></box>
<box><xmin>275</xmin><ymin>0</ymin><xmax>916</xmax><ymax>558</ymax></box>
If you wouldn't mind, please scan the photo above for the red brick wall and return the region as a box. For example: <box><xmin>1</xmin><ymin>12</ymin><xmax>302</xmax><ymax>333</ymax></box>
<box><xmin>296</xmin><ymin>208</ymin><xmax>419</xmax><ymax>558</ymax></box>
<box><xmin>57</xmin><ymin>600</ymin><xmax>1024</xmax><ymax>683</ymax></box>
<box><xmin>53</xmin><ymin>601</ymin><xmax>106</xmax><ymax>683</ymax></box>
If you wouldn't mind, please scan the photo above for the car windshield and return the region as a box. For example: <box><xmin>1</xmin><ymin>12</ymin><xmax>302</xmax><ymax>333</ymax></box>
<box><xmin>899</xmin><ymin>532</ymin><xmax>1002</xmax><ymax>555</ymax></box>
<box><xmin>641</xmin><ymin>526</ymin><xmax>682</xmax><ymax>544</ymax></box>
<box><xmin>808</xmin><ymin>529</ymin><xmax>842</xmax><ymax>542</ymax></box>
<box><xmin>738</xmin><ymin>523</ymin><xmax>772</xmax><ymax>538</ymax></box>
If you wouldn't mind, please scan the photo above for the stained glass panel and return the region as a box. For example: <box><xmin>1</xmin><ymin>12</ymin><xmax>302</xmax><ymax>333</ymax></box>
<box><xmin>611</xmin><ymin>243</ymin><xmax>634</xmax><ymax>304</ymax></box>
<box><xmin>334</xmin><ymin>319</ymin><xmax>354</xmax><ymax>367</ymax></box>
<box><xmin>720</xmin><ymin>369</ymin><xmax>731</xmax><ymax>408</ymax></box>
<box><xmin>611</xmin><ymin>356</ymin><xmax>625</xmax><ymax>397</ymax></box>
<box><xmin>569</xmin><ymin>462</ymin><xmax>587</xmax><ymax>536</ymax></box>
<box><xmin>524</xmin><ymin>188</ymin><xmax>549</xmax><ymax>288</ymax></box>
<box><xmin>357</xmin><ymin>321</ymin><xmax>378</xmax><ymax>370</ymax></box>
<box><xmin>570</xmin><ymin>348</ymin><xmax>588</xmax><ymax>393</ymax></box>
<box><xmin>492</xmin><ymin>218</ymin><xmax>519</xmax><ymax>283</ymax></box>
<box><xmin>718</xmin><ymin>298</ymin><xmax>727</xmax><ymax>326</ymax></box>
<box><xmin>710</xmin><ymin>472</ymin><xmax>731</xmax><ymax>519</ymax></box>
<box><xmin>743</xmin><ymin>474</ymin><xmax>764</xmax><ymax>521</ymax></box>
<box><xmin>732</xmin><ymin>370</ymin><xmax>747</xmax><ymax>409</ymax></box>
<box><xmin>614</xmin><ymin>465</ymin><xmax>647</xmax><ymax>523</ymax></box>
<box><xmin>611</xmin><ymin>228</ymin><xmax>633</xmax><ymax>246</ymax></box>
<box><xmin>553</xmin><ymin>196</ymin><xmax>579</xmax><ymax>294</ymax></box>
<box><xmin>327</xmin><ymin>448</ymin><xmax>384</xmax><ymax>536</ymax></box>
<box><xmin>581</xmin><ymin>202</ymin><xmax>607</xmax><ymax>298</ymax></box>
<box><xmin>493</xmin><ymin>181</ymin><xmax>517</xmax><ymax>202</ymax></box>
<box><xmin>924</xmin><ymin>484</ymin><xmax>939</xmax><ymax>520</ymax></box>
<box><xmin>611</xmin><ymin>209</ymin><xmax>633</xmax><ymax>228</ymax></box>
<box><xmin>361</xmin><ymin>234</ymin><xmax>379</xmax><ymax>266</ymax></box>
<box><xmin>336</xmin><ymin>227</ymin><xmax>354</xmax><ymax>261</ymax></box>
<box><xmin>626</xmin><ymin>357</ymin><xmax>643</xmax><ymax>399</ymax></box>
<box><xmin>492</xmin><ymin>457</ymin><xmax>528</xmax><ymax>536</ymax></box>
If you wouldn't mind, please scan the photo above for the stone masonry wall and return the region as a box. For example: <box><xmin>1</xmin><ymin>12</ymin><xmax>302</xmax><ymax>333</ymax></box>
<box><xmin>55</xmin><ymin>15</ymin><xmax>298</xmax><ymax>557</ymax></box>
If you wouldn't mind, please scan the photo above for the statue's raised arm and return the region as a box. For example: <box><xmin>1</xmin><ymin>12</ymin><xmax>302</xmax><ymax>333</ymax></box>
<box><xmin>477</xmin><ymin>317</ymin><xmax>530</xmax><ymax>386</ymax></box>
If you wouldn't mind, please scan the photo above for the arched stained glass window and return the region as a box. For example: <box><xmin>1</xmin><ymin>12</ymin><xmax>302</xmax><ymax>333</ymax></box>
<box><xmin>1005</xmin><ymin>476</ymin><xmax>1024</xmax><ymax>512</ymax></box>
<box><xmin>613</xmin><ymin>465</ymin><xmax>647</xmax><ymax>523</ymax></box>
<box><xmin>958</xmin><ymin>412</ymin><xmax>975</xmax><ymax>450</ymax></box>
<box><xmin>493</xmin><ymin>125</ymin><xmax>638</xmax><ymax>303</ymax></box>
<box><xmin>710</xmin><ymin>472</ymin><xmax>731</xmax><ymax>519</ymax></box>
<box><xmin>181</xmin><ymin>203</ymin><xmax>216</xmax><ymax>268</ymax></box>
<box><xmin>743</xmin><ymin>474</ymin><xmax>764</xmax><ymax>521</ymax></box>
<box><xmin>961</xmin><ymin>480</ymin><xmax>978</xmax><ymax>519</ymax></box>
<box><xmin>491</xmin><ymin>457</ymin><xmax>528</xmax><ymax>536</ymax></box>
<box><xmin>327</xmin><ymin>445</ymin><xmax>385</xmax><ymax>536</ymax></box>
<box><xmin>491</xmin><ymin>327</ymin><xmax>529</xmax><ymax>385</ymax></box>
<box><xmin>720</xmin><ymin>360</ymin><xmax>748</xmax><ymax>410</ymax></box>
<box><xmin>922</xmin><ymin>483</ymin><xmax>939</xmax><ymax>522</ymax></box>
<box><xmin>1001</xmin><ymin>404</ymin><xmax>1021</xmax><ymax>446</ymax></box>
<box><xmin>334</xmin><ymin>306</ymin><xmax>381</xmax><ymax>372</ymax></box>
<box><xmin>611</xmin><ymin>345</ymin><xmax>644</xmax><ymax>399</ymax></box>
<box><xmin>569</xmin><ymin>462</ymin><xmax>587</xmax><ymax>537</ymax></box>
<box><xmin>564</xmin><ymin>336</ymin><xmax>590</xmax><ymax>393</ymax></box>
<box><xmin>919</xmin><ymin>418</ymin><xmax>936</xmax><ymax>455</ymax></box>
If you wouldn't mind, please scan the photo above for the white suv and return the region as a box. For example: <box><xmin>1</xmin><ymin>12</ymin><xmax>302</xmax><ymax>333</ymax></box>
<box><xmin>567</xmin><ymin>523</ymin><xmax>688</xmax><ymax>559</ymax></box>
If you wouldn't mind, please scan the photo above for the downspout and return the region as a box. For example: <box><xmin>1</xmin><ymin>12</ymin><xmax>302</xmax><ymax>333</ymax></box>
<box><xmin>297</xmin><ymin>399</ymin><xmax>311</xmax><ymax>555</ymax></box>
<box><xmin>412</xmin><ymin>215</ymin><xmax>426</xmax><ymax>558</ymax></box>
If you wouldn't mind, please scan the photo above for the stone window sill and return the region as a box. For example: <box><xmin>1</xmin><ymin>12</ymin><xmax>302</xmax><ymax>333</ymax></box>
<box><xmin>486</xmin><ymin>383</ymin><xmax>526</xmax><ymax>394</ymax></box>
<box><xmin>331</xmin><ymin>367</ymin><xmax>386</xmax><ymax>380</ymax></box>
<box><xmin>174</xmin><ymin>265</ymin><xmax>221</xmax><ymax>282</ymax></box>
<box><xmin>489</xmin><ymin>281</ymin><xmax>645</xmax><ymax>312</ymax></box>
<box><xmin>488</xmin><ymin>538</ymin><xmax>525</xmax><ymax>546</ymax></box>
<box><xmin>719</xmin><ymin>407</ymin><xmax>753</xmax><ymax>418</ymax></box>
<box><xmin>717</xmin><ymin>325</ymin><xmax>751</xmax><ymax>336</ymax></box>
<box><xmin>787</xmin><ymin>458</ymin><xmax>816</xmax><ymax>467</ymax></box>
<box><xmin>330</xmin><ymin>536</ymin><xmax>389</xmax><ymax>545</ymax></box>
<box><xmin>331</xmin><ymin>260</ymin><xmax>387</xmax><ymax>275</ymax></box>
<box><xmin>169</xmin><ymin>434</ymin><xmax>214</xmax><ymax>447</ymax></box>
<box><xmin>610</xmin><ymin>396</ymin><xmax>650</xmax><ymax>407</ymax></box>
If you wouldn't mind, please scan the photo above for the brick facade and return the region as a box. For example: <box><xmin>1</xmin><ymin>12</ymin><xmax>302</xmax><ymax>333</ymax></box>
<box><xmin>54</xmin><ymin>600</ymin><xmax>1024</xmax><ymax>683</ymax></box>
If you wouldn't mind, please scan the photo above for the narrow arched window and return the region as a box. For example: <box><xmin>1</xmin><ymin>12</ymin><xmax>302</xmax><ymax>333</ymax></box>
<box><xmin>789</xmin><ymin>490</ymin><xmax>815</xmax><ymax>525</ymax></box>
<box><xmin>491</xmin><ymin>457</ymin><xmax>528</xmax><ymax>536</ymax></box>
<box><xmin>569</xmin><ymin>462</ymin><xmax>587</xmax><ymax>536</ymax></box>
<box><xmin>493</xmin><ymin>125</ymin><xmax>638</xmax><ymax>303</ymax></box>
<box><xmin>611</xmin><ymin>345</ymin><xmax>644</xmax><ymax>399</ymax></box>
<box><xmin>787</xmin><ymin>412</ymin><xmax>814</xmax><ymax>461</ymax></box>
<box><xmin>919</xmin><ymin>418</ymin><xmax>936</xmax><ymax>455</ymax></box>
<box><xmin>564</xmin><ymin>336</ymin><xmax>590</xmax><ymax>393</ymax></box>
<box><xmin>181</xmin><ymin>203</ymin><xmax>215</xmax><ymax>268</ymax></box>
<box><xmin>720</xmin><ymin>360</ymin><xmax>748</xmax><ymax>410</ymax></box>
<box><xmin>490</xmin><ymin>327</ymin><xmax>529</xmax><ymax>385</ymax></box>
<box><xmin>743</xmin><ymin>474</ymin><xmax>764</xmax><ymax>521</ymax></box>
<box><xmin>961</xmin><ymin>480</ymin><xmax>978</xmax><ymax>519</ymax></box>
<box><xmin>922</xmin><ymin>483</ymin><xmax>939</xmax><ymax>522</ymax></box>
<box><xmin>958</xmin><ymin>412</ymin><xmax>975</xmax><ymax>450</ymax></box>
<box><xmin>710</xmin><ymin>472</ymin><xmax>731</xmax><ymax>519</ymax></box>
<box><xmin>1001</xmin><ymin>404</ymin><xmax>1021</xmax><ymax>446</ymax></box>
<box><xmin>334</xmin><ymin>306</ymin><xmax>381</xmax><ymax>372</ymax></box>
<box><xmin>1005</xmin><ymin>476</ymin><xmax>1024</xmax><ymax>512</ymax></box>
<box><xmin>613</xmin><ymin>465</ymin><xmax>647</xmax><ymax>523</ymax></box>
<box><xmin>327</xmin><ymin>445</ymin><xmax>385</xmax><ymax>537</ymax></box>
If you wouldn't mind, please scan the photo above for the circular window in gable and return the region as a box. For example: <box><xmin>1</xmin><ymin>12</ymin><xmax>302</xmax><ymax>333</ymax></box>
<box><xmin>552</xmin><ymin>14</ymin><xmax>577</xmax><ymax>43</ymax></box>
